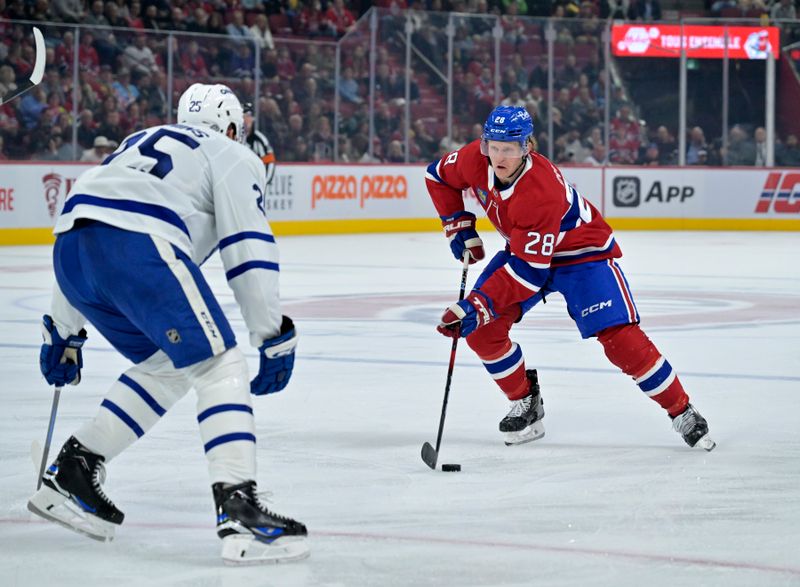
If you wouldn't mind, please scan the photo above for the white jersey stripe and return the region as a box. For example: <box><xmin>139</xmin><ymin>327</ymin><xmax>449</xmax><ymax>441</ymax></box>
<box><xmin>635</xmin><ymin>356</ymin><xmax>666</xmax><ymax>385</ymax></box>
<box><xmin>608</xmin><ymin>260</ymin><xmax>636</xmax><ymax>322</ymax></box>
<box><xmin>151</xmin><ymin>235</ymin><xmax>226</xmax><ymax>356</ymax></box>
<box><xmin>552</xmin><ymin>234</ymin><xmax>615</xmax><ymax>257</ymax></box>
<box><xmin>502</xmin><ymin>265</ymin><xmax>541</xmax><ymax>293</ymax></box>
<box><xmin>643</xmin><ymin>371</ymin><xmax>677</xmax><ymax>397</ymax></box>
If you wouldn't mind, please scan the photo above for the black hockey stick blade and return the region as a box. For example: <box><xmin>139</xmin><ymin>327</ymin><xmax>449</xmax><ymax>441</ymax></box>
<box><xmin>0</xmin><ymin>27</ymin><xmax>45</xmax><ymax>106</ymax></box>
<box><xmin>421</xmin><ymin>441</ymin><xmax>438</xmax><ymax>469</ymax></box>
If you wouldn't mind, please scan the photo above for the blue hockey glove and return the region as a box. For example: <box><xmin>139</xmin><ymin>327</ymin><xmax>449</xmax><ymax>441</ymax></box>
<box><xmin>40</xmin><ymin>314</ymin><xmax>87</xmax><ymax>386</ymax></box>
<box><xmin>251</xmin><ymin>315</ymin><xmax>297</xmax><ymax>396</ymax></box>
<box><xmin>441</xmin><ymin>211</ymin><xmax>485</xmax><ymax>264</ymax></box>
<box><xmin>437</xmin><ymin>290</ymin><xmax>496</xmax><ymax>338</ymax></box>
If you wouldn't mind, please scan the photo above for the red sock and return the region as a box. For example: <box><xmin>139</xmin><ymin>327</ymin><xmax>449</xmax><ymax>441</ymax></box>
<box><xmin>597</xmin><ymin>324</ymin><xmax>689</xmax><ymax>416</ymax></box>
<box><xmin>466</xmin><ymin>307</ymin><xmax>529</xmax><ymax>400</ymax></box>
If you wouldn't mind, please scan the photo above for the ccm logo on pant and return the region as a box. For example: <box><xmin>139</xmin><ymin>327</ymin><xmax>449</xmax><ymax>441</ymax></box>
<box><xmin>581</xmin><ymin>300</ymin><xmax>612</xmax><ymax>317</ymax></box>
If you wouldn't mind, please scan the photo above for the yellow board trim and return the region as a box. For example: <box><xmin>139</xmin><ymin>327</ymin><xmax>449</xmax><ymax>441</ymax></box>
<box><xmin>1</xmin><ymin>216</ymin><xmax>798</xmax><ymax>246</ymax></box>
<box><xmin>0</xmin><ymin>228</ymin><xmax>56</xmax><ymax>246</ymax></box>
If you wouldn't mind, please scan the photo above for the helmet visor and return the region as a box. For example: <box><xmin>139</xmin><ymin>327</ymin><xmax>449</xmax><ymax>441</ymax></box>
<box><xmin>480</xmin><ymin>139</ymin><xmax>528</xmax><ymax>158</ymax></box>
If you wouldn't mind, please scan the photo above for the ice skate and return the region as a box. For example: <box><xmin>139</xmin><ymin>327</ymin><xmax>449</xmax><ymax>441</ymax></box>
<box><xmin>214</xmin><ymin>481</ymin><xmax>309</xmax><ymax>565</ymax></box>
<box><xmin>28</xmin><ymin>436</ymin><xmax>123</xmax><ymax>541</ymax></box>
<box><xmin>500</xmin><ymin>369</ymin><xmax>545</xmax><ymax>446</ymax></box>
<box><xmin>671</xmin><ymin>403</ymin><xmax>716</xmax><ymax>451</ymax></box>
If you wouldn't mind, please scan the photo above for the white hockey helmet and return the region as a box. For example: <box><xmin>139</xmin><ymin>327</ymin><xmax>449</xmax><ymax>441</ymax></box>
<box><xmin>177</xmin><ymin>83</ymin><xmax>245</xmax><ymax>143</ymax></box>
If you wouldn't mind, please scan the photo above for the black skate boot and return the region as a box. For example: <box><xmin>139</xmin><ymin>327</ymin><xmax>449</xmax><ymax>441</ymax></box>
<box><xmin>671</xmin><ymin>403</ymin><xmax>716</xmax><ymax>451</ymax></box>
<box><xmin>28</xmin><ymin>436</ymin><xmax>123</xmax><ymax>541</ymax></box>
<box><xmin>499</xmin><ymin>369</ymin><xmax>545</xmax><ymax>446</ymax></box>
<box><xmin>213</xmin><ymin>481</ymin><xmax>309</xmax><ymax>565</ymax></box>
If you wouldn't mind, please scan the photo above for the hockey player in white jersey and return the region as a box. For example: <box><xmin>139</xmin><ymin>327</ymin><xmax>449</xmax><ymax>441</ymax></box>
<box><xmin>28</xmin><ymin>83</ymin><xmax>309</xmax><ymax>565</ymax></box>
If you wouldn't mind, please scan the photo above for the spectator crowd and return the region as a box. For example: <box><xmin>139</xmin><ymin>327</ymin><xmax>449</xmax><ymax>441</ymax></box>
<box><xmin>1</xmin><ymin>0</ymin><xmax>799</xmax><ymax>166</ymax></box>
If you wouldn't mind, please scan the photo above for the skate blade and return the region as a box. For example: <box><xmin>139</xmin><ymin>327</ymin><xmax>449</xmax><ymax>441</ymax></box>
<box><xmin>28</xmin><ymin>486</ymin><xmax>115</xmax><ymax>542</ymax></box>
<box><xmin>694</xmin><ymin>434</ymin><xmax>716</xmax><ymax>452</ymax></box>
<box><xmin>221</xmin><ymin>534</ymin><xmax>310</xmax><ymax>566</ymax></box>
<box><xmin>504</xmin><ymin>421</ymin><xmax>545</xmax><ymax>446</ymax></box>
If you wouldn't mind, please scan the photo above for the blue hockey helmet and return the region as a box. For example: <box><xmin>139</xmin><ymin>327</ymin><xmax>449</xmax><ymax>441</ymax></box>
<box><xmin>481</xmin><ymin>106</ymin><xmax>534</xmax><ymax>157</ymax></box>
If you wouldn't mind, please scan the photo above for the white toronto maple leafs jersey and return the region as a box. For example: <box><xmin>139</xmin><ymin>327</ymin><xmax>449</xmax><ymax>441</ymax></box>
<box><xmin>54</xmin><ymin>123</ymin><xmax>281</xmax><ymax>345</ymax></box>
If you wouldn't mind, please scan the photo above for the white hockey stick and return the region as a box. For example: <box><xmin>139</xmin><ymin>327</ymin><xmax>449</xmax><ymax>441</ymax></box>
<box><xmin>0</xmin><ymin>26</ymin><xmax>45</xmax><ymax>106</ymax></box>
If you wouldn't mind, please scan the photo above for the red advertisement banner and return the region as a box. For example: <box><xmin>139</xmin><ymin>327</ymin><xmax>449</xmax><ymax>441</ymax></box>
<box><xmin>611</xmin><ymin>24</ymin><xmax>780</xmax><ymax>60</ymax></box>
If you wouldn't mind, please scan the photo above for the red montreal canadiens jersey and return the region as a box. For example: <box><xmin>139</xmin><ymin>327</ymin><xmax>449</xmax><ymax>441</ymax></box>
<box><xmin>426</xmin><ymin>140</ymin><xmax>621</xmax><ymax>309</ymax></box>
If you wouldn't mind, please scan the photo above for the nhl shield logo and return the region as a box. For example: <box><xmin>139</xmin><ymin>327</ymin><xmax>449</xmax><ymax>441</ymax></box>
<box><xmin>613</xmin><ymin>177</ymin><xmax>641</xmax><ymax>207</ymax></box>
<box><xmin>166</xmin><ymin>329</ymin><xmax>181</xmax><ymax>344</ymax></box>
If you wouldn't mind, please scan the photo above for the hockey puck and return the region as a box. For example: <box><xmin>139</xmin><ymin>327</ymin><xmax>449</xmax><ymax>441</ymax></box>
<box><xmin>441</xmin><ymin>464</ymin><xmax>461</xmax><ymax>472</ymax></box>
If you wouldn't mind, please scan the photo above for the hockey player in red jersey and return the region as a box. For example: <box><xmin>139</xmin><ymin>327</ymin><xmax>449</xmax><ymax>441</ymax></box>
<box><xmin>426</xmin><ymin>105</ymin><xmax>715</xmax><ymax>450</ymax></box>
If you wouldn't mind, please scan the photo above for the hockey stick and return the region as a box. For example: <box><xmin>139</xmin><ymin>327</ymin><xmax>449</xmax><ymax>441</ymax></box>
<box><xmin>0</xmin><ymin>27</ymin><xmax>45</xmax><ymax>106</ymax></box>
<box><xmin>421</xmin><ymin>252</ymin><xmax>471</xmax><ymax>470</ymax></box>
<box><xmin>36</xmin><ymin>386</ymin><xmax>62</xmax><ymax>489</ymax></box>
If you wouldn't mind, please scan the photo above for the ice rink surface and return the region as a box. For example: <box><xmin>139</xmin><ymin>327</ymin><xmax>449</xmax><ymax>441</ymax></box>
<box><xmin>1</xmin><ymin>230</ymin><xmax>799</xmax><ymax>587</ymax></box>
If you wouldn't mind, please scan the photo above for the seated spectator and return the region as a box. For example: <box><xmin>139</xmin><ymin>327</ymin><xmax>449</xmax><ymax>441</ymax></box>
<box><xmin>123</xmin><ymin>34</ymin><xmax>159</xmax><ymax>76</ymax></box>
<box><xmin>609</xmin><ymin>126</ymin><xmax>639</xmax><ymax>165</ymax></box>
<box><xmin>226</xmin><ymin>10</ymin><xmax>251</xmax><ymax>38</ymax></box>
<box><xmin>52</xmin><ymin>0</ymin><xmax>85</xmax><ymax>23</ymax></box>
<box><xmin>37</xmin><ymin>128</ymin><xmax>73</xmax><ymax>161</ymax></box>
<box><xmin>180</xmin><ymin>40</ymin><xmax>209</xmax><ymax>78</ymax></box>
<box><xmin>563</xmin><ymin>127</ymin><xmax>590</xmax><ymax>164</ymax></box>
<box><xmin>18</xmin><ymin>87</ymin><xmax>47</xmax><ymax>130</ymax></box>
<box><xmin>44</xmin><ymin>92</ymin><xmax>71</xmax><ymax>127</ymax></box>
<box><xmin>611</xmin><ymin>103</ymin><xmax>640</xmax><ymax>142</ymax></box>
<box><xmin>186</xmin><ymin>7</ymin><xmax>210</xmax><ymax>33</ymax></box>
<box><xmin>386</xmin><ymin>139</ymin><xmax>405</xmax><ymax>163</ymax></box>
<box><xmin>323</xmin><ymin>0</ymin><xmax>356</xmax><ymax>37</ymax></box>
<box><xmin>627</xmin><ymin>0</ymin><xmax>662</xmax><ymax>20</ymax></box>
<box><xmin>558</xmin><ymin>54</ymin><xmax>581</xmax><ymax>90</ymax></box>
<box><xmin>112</xmin><ymin>68</ymin><xmax>139</xmax><ymax>109</ymax></box>
<box><xmin>78</xmin><ymin>31</ymin><xmax>100</xmax><ymax>74</ymax></box>
<box><xmin>771</xmin><ymin>0</ymin><xmax>796</xmax><ymax>19</ymax></box>
<box><xmin>127</xmin><ymin>0</ymin><xmax>145</xmax><ymax>29</ymax></box>
<box><xmin>230</xmin><ymin>44</ymin><xmax>256</xmax><ymax>78</ymax></box>
<box><xmin>653</xmin><ymin>125</ymin><xmax>677</xmax><ymax>165</ymax></box>
<box><xmin>777</xmin><ymin>134</ymin><xmax>800</xmax><ymax>166</ymax></box>
<box><xmin>412</xmin><ymin>119</ymin><xmax>439</xmax><ymax>161</ymax></box>
<box><xmin>137</xmin><ymin>70</ymin><xmax>167</xmax><ymax>120</ymax></box>
<box><xmin>96</xmin><ymin>110</ymin><xmax>124</xmax><ymax>144</ymax></box>
<box><xmin>207</xmin><ymin>11</ymin><xmax>227</xmax><ymax>35</ymax></box>
<box><xmin>276</xmin><ymin>46</ymin><xmax>297</xmax><ymax>80</ymax></box>
<box><xmin>501</xmin><ymin>89</ymin><xmax>528</xmax><ymax>111</ymax></box>
<box><xmin>583</xmin><ymin>142</ymin><xmax>607</xmax><ymax>165</ymax></box>
<box><xmin>724</xmin><ymin>125</ymin><xmax>756</xmax><ymax>166</ymax></box>
<box><xmin>80</xmin><ymin>135</ymin><xmax>117</xmax><ymax>162</ymax></box>
<box><xmin>600</xmin><ymin>0</ymin><xmax>631</xmax><ymax>20</ymax></box>
<box><xmin>85</xmin><ymin>0</ymin><xmax>109</xmax><ymax>27</ymax></box>
<box><xmin>250</xmin><ymin>14</ymin><xmax>275</xmax><ymax>50</ymax></box>
<box><xmin>0</xmin><ymin>65</ymin><xmax>17</xmax><ymax>101</ymax></box>
<box><xmin>637</xmin><ymin>142</ymin><xmax>661</xmax><ymax>166</ymax></box>
<box><xmin>338</xmin><ymin>66</ymin><xmax>363</xmax><ymax>104</ymax></box>
<box><xmin>686</xmin><ymin>126</ymin><xmax>707</xmax><ymax>165</ymax></box>
<box><xmin>296</xmin><ymin>0</ymin><xmax>328</xmax><ymax>37</ymax></box>
<box><xmin>76</xmin><ymin>109</ymin><xmax>97</xmax><ymax>150</ymax></box>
